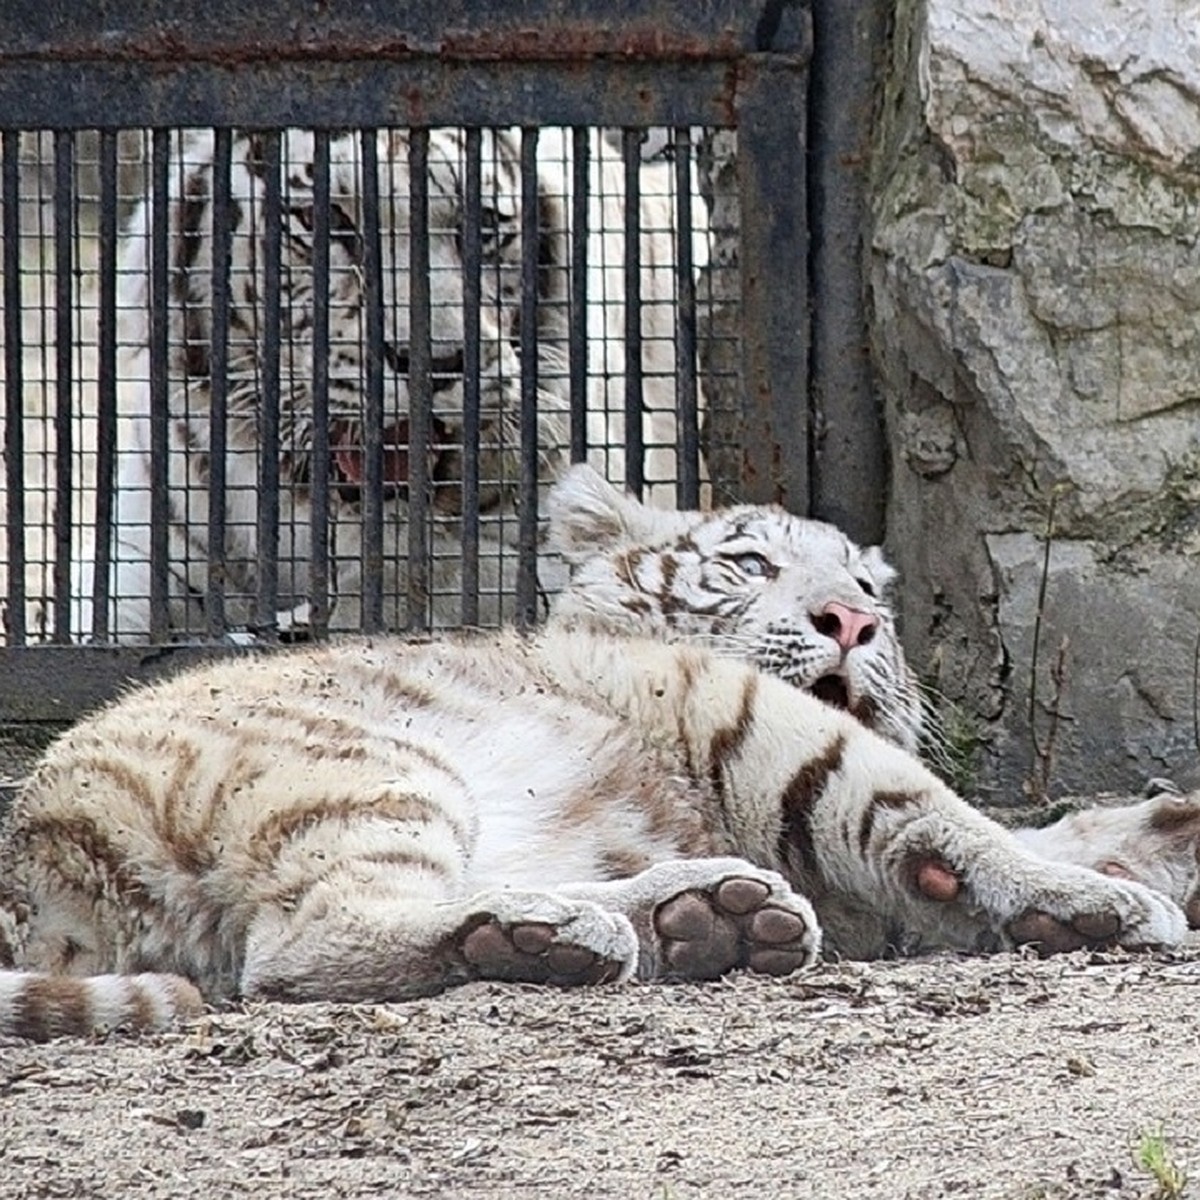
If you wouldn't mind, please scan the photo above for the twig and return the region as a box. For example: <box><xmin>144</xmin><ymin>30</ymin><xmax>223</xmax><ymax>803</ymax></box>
<box><xmin>1192</xmin><ymin>627</ymin><xmax>1200</xmax><ymax>755</ymax></box>
<box><xmin>1027</xmin><ymin>488</ymin><xmax>1060</xmax><ymax>739</ymax></box>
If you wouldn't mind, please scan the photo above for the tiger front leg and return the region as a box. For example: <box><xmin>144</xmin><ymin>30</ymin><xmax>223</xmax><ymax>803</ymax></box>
<box><xmin>835</xmin><ymin>775</ymin><xmax>1188</xmax><ymax>955</ymax></box>
<box><xmin>239</xmin><ymin>882</ymin><xmax>639</xmax><ymax>1003</ymax></box>
<box><xmin>560</xmin><ymin>858</ymin><xmax>822</xmax><ymax>981</ymax></box>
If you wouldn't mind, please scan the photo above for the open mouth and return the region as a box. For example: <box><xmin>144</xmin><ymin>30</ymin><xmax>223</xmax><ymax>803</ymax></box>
<box><xmin>810</xmin><ymin>674</ymin><xmax>851</xmax><ymax>711</ymax></box>
<box><xmin>324</xmin><ymin>417</ymin><xmax>515</xmax><ymax>517</ymax></box>
<box><xmin>330</xmin><ymin>417</ymin><xmax>454</xmax><ymax>503</ymax></box>
<box><xmin>808</xmin><ymin>673</ymin><xmax>880</xmax><ymax>734</ymax></box>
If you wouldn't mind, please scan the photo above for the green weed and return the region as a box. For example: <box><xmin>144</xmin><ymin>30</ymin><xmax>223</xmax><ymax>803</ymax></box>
<box><xmin>1136</xmin><ymin>1127</ymin><xmax>1188</xmax><ymax>1200</ymax></box>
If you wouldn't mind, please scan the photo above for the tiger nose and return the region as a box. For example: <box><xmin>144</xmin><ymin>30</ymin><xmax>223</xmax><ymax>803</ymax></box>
<box><xmin>812</xmin><ymin>602</ymin><xmax>878</xmax><ymax>651</ymax></box>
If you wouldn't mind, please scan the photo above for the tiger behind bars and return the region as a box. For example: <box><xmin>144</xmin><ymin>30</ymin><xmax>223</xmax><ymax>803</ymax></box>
<box><xmin>0</xmin><ymin>466</ymin><xmax>1189</xmax><ymax>1039</ymax></box>
<box><xmin>69</xmin><ymin>126</ymin><xmax>697</xmax><ymax>643</ymax></box>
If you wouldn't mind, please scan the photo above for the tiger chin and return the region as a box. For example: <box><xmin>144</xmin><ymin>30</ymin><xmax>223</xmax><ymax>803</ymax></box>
<box><xmin>0</xmin><ymin>465</ymin><xmax>1188</xmax><ymax>1040</ymax></box>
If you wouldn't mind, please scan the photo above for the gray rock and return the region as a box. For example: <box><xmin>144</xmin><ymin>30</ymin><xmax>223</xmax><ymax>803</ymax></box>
<box><xmin>870</xmin><ymin>0</ymin><xmax>1200</xmax><ymax>800</ymax></box>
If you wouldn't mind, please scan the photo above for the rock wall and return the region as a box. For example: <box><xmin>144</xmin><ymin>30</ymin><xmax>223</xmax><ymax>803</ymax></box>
<box><xmin>870</xmin><ymin>0</ymin><xmax>1200</xmax><ymax>801</ymax></box>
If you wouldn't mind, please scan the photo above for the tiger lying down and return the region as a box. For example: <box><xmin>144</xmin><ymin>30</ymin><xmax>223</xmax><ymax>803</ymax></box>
<box><xmin>2</xmin><ymin>466</ymin><xmax>1197</xmax><ymax>1039</ymax></box>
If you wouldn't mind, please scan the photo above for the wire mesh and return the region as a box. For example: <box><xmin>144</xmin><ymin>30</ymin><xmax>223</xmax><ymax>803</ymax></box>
<box><xmin>0</xmin><ymin>125</ymin><xmax>738</xmax><ymax>647</ymax></box>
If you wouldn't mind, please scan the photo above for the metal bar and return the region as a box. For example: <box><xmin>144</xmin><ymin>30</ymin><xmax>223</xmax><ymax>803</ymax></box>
<box><xmin>359</xmin><ymin>128</ymin><xmax>385</xmax><ymax>634</ymax></box>
<box><xmin>735</xmin><ymin>57</ymin><xmax>812</xmax><ymax>511</ymax></box>
<box><xmin>568</xmin><ymin>126</ymin><xmax>589</xmax><ymax>464</ymax></box>
<box><xmin>1</xmin><ymin>1</ymin><xmax>771</xmax><ymax>59</ymax></box>
<box><xmin>148</xmin><ymin>128</ymin><xmax>171</xmax><ymax>641</ymax></box>
<box><xmin>0</xmin><ymin>63</ymin><xmax>740</xmax><ymax>132</ymax></box>
<box><xmin>672</xmin><ymin>127</ymin><xmax>700</xmax><ymax>509</ymax></box>
<box><xmin>205</xmin><ymin>126</ymin><xmax>233</xmax><ymax>640</ymax></box>
<box><xmin>254</xmin><ymin>130</ymin><xmax>282</xmax><ymax>638</ymax></box>
<box><xmin>2</xmin><ymin>131</ymin><xmax>25</xmax><ymax>643</ymax></box>
<box><xmin>405</xmin><ymin>127</ymin><xmax>432</xmax><ymax>633</ymax></box>
<box><xmin>307</xmin><ymin>128</ymin><xmax>331</xmax><ymax>639</ymax></box>
<box><xmin>516</xmin><ymin>127</ymin><xmax>540</xmax><ymax>628</ymax></box>
<box><xmin>621</xmin><ymin>128</ymin><xmax>644</xmax><ymax>499</ymax></box>
<box><xmin>91</xmin><ymin>128</ymin><xmax>120</xmax><ymax>642</ymax></box>
<box><xmin>2</xmin><ymin>0</ymin><xmax>768</xmax><ymax>59</ymax></box>
<box><xmin>51</xmin><ymin>131</ymin><xmax>74</xmax><ymax>643</ymax></box>
<box><xmin>459</xmin><ymin>126</ymin><xmax>482</xmax><ymax>626</ymax></box>
<box><xmin>808</xmin><ymin>0</ymin><xmax>889</xmax><ymax>544</ymax></box>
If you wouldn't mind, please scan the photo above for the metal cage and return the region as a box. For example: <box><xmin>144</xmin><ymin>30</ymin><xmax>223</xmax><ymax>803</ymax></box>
<box><xmin>0</xmin><ymin>1</ymin><xmax>819</xmax><ymax>722</ymax></box>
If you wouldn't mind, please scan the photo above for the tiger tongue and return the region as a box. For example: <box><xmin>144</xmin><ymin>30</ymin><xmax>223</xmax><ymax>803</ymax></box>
<box><xmin>331</xmin><ymin>420</ymin><xmax>411</xmax><ymax>486</ymax></box>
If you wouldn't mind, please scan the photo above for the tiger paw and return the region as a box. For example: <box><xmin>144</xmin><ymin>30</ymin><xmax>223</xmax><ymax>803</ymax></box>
<box><xmin>1001</xmin><ymin>868</ymin><xmax>1187</xmax><ymax>955</ymax></box>
<box><xmin>455</xmin><ymin>893</ymin><xmax>637</xmax><ymax>987</ymax></box>
<box><xmin>1014</xmin><ymin>791</ymin><xmax>1200</xmax><ymax>928</ymax></box>
<box><xmin>654</xmin><ymin>875</ymin><xmax>818</xmax><ymax>979</ymax></box>
<box><xmin>607</xmin><ymin>858</ymin><xmax>819</xmax><ymax>980</ymax></box>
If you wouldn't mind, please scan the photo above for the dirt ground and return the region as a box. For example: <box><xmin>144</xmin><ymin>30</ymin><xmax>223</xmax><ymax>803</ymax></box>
<box><xmin>3</xmin><ymin>947</ymin><xmax>1199</xmax><ymax>1200</ymax></box>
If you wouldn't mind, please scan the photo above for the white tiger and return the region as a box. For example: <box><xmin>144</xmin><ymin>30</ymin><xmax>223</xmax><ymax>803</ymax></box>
<box><xmin>0</xmin><ymin>466</ymin><xmax>1186</xmax><ymax>1040</ymax></box>
<box><xmin>73</xmin><ymin>127</ymin><xmax>702</xmax><ymax>642</ymax></box>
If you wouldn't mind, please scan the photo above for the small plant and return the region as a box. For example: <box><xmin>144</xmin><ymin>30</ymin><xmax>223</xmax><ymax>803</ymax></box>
<box><xmin>1135</xmin><ymin>1127</ymin><xmax>1188</xmax><ymax>1200</ymax></box>
<box><xmin>919</xmin><ymin>683</ymin><xmax>985</xmax><ymax>798</ymax></box>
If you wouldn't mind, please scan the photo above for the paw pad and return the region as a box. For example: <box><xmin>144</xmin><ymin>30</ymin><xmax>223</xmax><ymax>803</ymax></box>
<box><xmin>653</xmin><ymin>874</ymin><xmax>815</xmax><ymax>980</ymax></box>
<box><xmin>714</xmin><ymin>878</ymin><xmax>771</xmax><ymax>915</ymax></box>
<box><xmin>1007</xmin><ymin>909</ymin><xmax>1123</xmax><ymax>955</ymax></box>
<box><xmin>915</xmin><ymin>859</ymin><xmax>961</xmax><ymax>902</ymax></box>
<box><xmin>460</xmin><ymin>918</ymin><xmax>623</xmax><ymax>985</ymax></box>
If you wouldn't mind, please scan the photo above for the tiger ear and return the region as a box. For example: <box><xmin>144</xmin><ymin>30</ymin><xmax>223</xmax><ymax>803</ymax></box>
<box><xmin>545</xmin><ymin>465</ymin><xmax>653</xmax><ymax>563</ymax></box>
<box><xmin>860</xmin><ymin>546</ymin><xmax>898</xmax><ymax>595</ymax></box>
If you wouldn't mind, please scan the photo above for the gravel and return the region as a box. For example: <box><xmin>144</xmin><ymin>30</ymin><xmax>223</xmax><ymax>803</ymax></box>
<box><xmin>4</xmin><ymin>948</ymin><xmax>1199</xmax><ymax>1199</ymax></box>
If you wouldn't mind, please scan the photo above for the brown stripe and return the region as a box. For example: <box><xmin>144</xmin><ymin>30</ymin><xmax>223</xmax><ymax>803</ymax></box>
<box><xmin>247</xmin><ymin>791</ymin><xmax>455</xmax><ymax>866</ymax></box>
<box><xmin>848</xmin><ymin>695</ymin><xmax>880</xmax><ymax>735</ymax></box>
<box><xmin>284</xmin><ymin>707</ymin><xmax>374</xmax><ymax>742</ymax></box>
<box><xmin>776</xmin><ymin>733</ymin><xmax>846</xmax><ymax>883</ymax></box>
<box><xmin>229</xmin><ymin>707</ymin><xmax>464</xmax><ymax>786</ymax></box>
<box><xmin>335</xmin><ymin>659</ymin><xmax>438</xmax><ymax>710</ymax></box>
<box><xmin>356</xmin><ymin>848</ymin><xmax>453</xmax><ymax>874</ymax></box>
<box><xmin>1148</xmin><ymin>800</ymin><xmax>1200</xmax><ymax>834</ymax></box>
<box><xmin>160</xmin><ymin>739</ymin><xmax>202</xmax><ymax>858</ymax></box>
<box><xmin>658</xmin><ymin>554</ymin><xmax>679</xmax><ymax>597</ymax></box>
<box><xmin>615</xmin><ymin>548</ymin><xmax>647</xmax><ymax>590</ymax></box>
<box><xmin>19</xmin><ymin>816</ymin><xmax>152</xmax><ymax>913</ymax></box>
<box><xmin>85</xmin><ymin>755</ymin><xmax>160</xmax><ymax>812</ymax></box>
<box><xmin>858</xmin><ymin>790</ymin><xmax>921</xmax><ymax>855</ymax></box>
<box><xmin>13</xmin><ymin>975</ymin><xmax>94</xmax><ymax>1042</ymax></box>
<box><xmin>708</xmin><ymin>675</ymin><xmax>759</xmax><ymax>801</ymax></box>
<box><xmin>175</xmin><ymin>170</ymin><xmax>210</xmax><ymax>274</ymax></box>
<box><xmin>327</xmin><ymin>201</ymin><xmax>364</xmax><ymax>265</ymax></box>
<box><xmin>0</xmin><ymin>885</ymin><xmax>25</xmax><ymax>967</ymax></box>
<box><xmin>599</xmin><ymin>847</ymin><xmax>654</xmax><ymax>880</ymax></box>
<box><xmin>393</xmin><ymin>740</ymin><xmax>468</xmax><ymax>789</ymax></box>
<box><xmin>269</xmin><ymin>844</ymin><xmax>452</xmax><ymax>915</ymax></box>
<box><xmin>125</xmin><ymin>979</ymin><xmax>158</xmax><ymax>1032</ymax></box>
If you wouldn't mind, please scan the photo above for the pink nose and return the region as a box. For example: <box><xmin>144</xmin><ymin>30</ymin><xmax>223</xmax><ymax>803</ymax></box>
<box><xmin>812</xmin><ymin>602</ymin><xmax>878</xmax><ymax>652</ymax></box>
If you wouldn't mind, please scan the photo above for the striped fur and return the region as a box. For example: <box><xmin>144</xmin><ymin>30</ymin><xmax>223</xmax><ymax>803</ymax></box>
<box><xmin>2</xmin><ymin>466</ymin><xmax>1187</xmax><ymax>1038</ymax></box>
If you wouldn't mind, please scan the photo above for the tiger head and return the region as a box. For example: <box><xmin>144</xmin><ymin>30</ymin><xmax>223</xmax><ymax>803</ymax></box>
<box><xmin>128</xmin><ymin>127</ymin><xmax>570</xmax><ymax>516</ymax></box>
<box><xmin>546</xmin><ymin>465</ymin><xmax>924</xmax><ymax>752</ymax></box>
